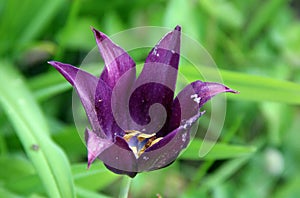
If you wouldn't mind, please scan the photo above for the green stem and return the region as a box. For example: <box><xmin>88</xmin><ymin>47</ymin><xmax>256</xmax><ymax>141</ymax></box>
<box><xmin>119</xmin><ymin>176</ymin><xmax>132</xmax><ymax>198</ymax></box>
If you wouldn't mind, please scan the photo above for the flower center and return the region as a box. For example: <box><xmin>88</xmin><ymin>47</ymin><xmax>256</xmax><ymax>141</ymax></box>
<box><xmin>123</xmin><ymin>130</ymin><xmax>163</xmax><ymax>158</ymax></box>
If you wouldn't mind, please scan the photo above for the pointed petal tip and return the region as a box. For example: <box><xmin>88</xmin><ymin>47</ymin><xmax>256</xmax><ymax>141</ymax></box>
<box><xmin>87</xmin><ymin>162</ymin><xmax>91</xmax><ymax>169</ymax></box>
<box><xmin>47</xmin><ymin>61</ymin><xmax>66</xmax><ymax>70</ymax></box>
<box><xmin>92</xmin><ymin>27</ymin><xmax>106</xmax><ymax>42</ymax></box>
<box><xmin>87</xmin><ymin>153</ymin><xmax>97</xmax><ymax>169</ymax></box>
<box><xmin>175</xmin><ymin>25</ymin><xmax>181</xmax><ymax>31</ymax></box>
<box><xmin>47</xmin><ymin>60</ymin><xmax>63</xmax><ymax>70</ymax></box>
<box><xmin>47</xmin><ymin>60</ymin><xmax>58</xmax><ymax>67</ymax></box>
<box><xmin>225</xmin><ymin>86</ymin><xmax>239</xmax><ymax>94</ymax></box>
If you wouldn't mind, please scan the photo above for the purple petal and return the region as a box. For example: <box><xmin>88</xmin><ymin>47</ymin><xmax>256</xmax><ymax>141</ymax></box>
<box><xmin>98</xmin><ymin>136</ymin><xmax>137</xmax><ymax>175</ymax></box>
<box><xmin>92</xmin><ymin>27</ymin><xmax>136</xmax><ymax>89</ymax></box>
<box><xmin>137</xmin><ymin>112</ymin><xmax>202</xmax><ymax>172</ymax></box>
<box><xmin>48</xmin><ymin>61</ymin><xmax>105</xmax><ymax>137</ymax></box>
<box><xmin>127</xmin><ymin>26</ymin><xmax>181</xmax><ymax>134</ymax></box>
<box><xmin>86</xmin><ymin>129</ymin><xmax>137</xmax><ymax>177</ymax></box>
<box><xmin>85</xmin><ymin>128</ymin><xmax>113</xmax><ymax>168</ymax></box>
<box><xmin>128</xmin><ymin>83</ymin><xmax>174</xmax><ymax>133</ymax></box>
<box><xmin>49</xmin><ymin>61</ymin><xmax>124</xmax><ymax>139</ymax></box>
<box><xmin>145</xmin><ymin>25</ymin><xmax>181</xmax><ymax>70</ymax></box>
<box><xmin>167</xmin><ymin>81</ymin><xmax>238</xmax><ymax>133</ymax></box>
<box><xmin>94</xmin><ymin>79</ymin><xmax>125</xmax><ymax>139</ymax></box>
<box><xmin>104</xmin><ymin>164</ymin><xmax>137</xmax><ymax>178</ymax></box>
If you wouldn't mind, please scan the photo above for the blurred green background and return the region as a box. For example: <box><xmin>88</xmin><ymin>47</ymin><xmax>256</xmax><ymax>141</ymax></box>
<box><xmin>1</xmin><ymin>0</ymin><xmax>300</xmax><ymax>197</ymax></box>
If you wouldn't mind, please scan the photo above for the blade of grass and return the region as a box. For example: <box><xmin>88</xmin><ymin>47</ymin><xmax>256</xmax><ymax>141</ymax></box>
<box><xmin>54</xmin><ymin>0</ymin><xmax>81</xmax><ymax>60</ymax></box>
<box><xmin>76</xmin><ymin>186</ymin><xmax>111</xmax><ymax>198</ymax></box>
<box><xmin>243</xmin><ymin>0</ymin><xmax>285</xmax><ymax>44</ymax></box>
<box><xmin>72</xmin><ymin>162</ymin><xmax>120</xmax><ymax>191</ymax></box>
<box><xmin>180</xmin><ymin>139</ymin><xmax>256</xmax><ymax>160</ymax></box>
<box><xmin>0</xmin><ymin>61</ymin><xmax>75</xmax><ymax>198</ymax></box>
<box><xmin>0</xmin><ymin>187</ymin><xmax>22</xmax><ymax>198</ymax></box>
<box><xmin>181</xmin><ymin>65</ymin><xmax>300</xmax><ymax>104</ymax></box>
<box><xmin>16</xmin><ymin>0</ymin><xmax>66</xmax><ymax>54</ymax></box>
<box><xmin>202</xmin><ymin>156</ymin><xmax>251</xmax><ymax>189</ymax></box>
<box><xmin>186</xmin><ymin>116</ymin><xmax>245</xmax><ymax>192</ymax></box>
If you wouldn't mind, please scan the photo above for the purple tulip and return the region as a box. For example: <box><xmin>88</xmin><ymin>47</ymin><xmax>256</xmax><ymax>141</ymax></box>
<box><xmin>48</xmin><ymin>25</ymin><xmax>237</xmax><ymax>178</ymax></box>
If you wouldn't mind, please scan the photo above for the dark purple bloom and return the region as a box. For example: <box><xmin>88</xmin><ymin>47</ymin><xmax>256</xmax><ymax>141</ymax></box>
<box><xmin>48</xmin><ymin>25</ymin><xmax>237</xmax><ymax>178</ymax></box>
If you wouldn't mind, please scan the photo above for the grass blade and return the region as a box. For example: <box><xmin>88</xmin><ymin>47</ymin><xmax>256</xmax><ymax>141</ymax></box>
<box><xmin>0</xmin><ymin>61</ymin><xmax>75</xmax><ymax>198</ymax></box>
<box><xmin>181</xmin><ymin>65</ymin><xmax>300</xmax><ymax>104</ymax></box>
<box><xmin>180</xmin><ymin>139</ymin><xmax>256</xmax><ymax>160</ymax></box>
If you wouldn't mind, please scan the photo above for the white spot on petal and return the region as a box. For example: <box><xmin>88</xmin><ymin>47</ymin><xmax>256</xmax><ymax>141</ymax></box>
<box><xmin>181</xmin><ymin>133</ymin><xmax>187</xmax><ymax>142</ymax></box>
<box><xmin>143</xmin><ymin>156</ymin><xmax>149</xmax><ymax>160</ymax></box>
<box><xmin>190</xmin><ymin>94</ymin><xmax>201</xmax><ymax>104</ymax></box>
<box><xmin>153</xmin><ymin>47</ymin><xmax>158</xmax><ymax>55</ymax></box>
<box><xmin>183</xmin><ymin>124</ymin><xmax>188</xmax><ymax>129</ymax></box>
<box><xmin>190</xmin><ymin>94</ymin><xmax>197</xmax><ymax>98</ymax></box>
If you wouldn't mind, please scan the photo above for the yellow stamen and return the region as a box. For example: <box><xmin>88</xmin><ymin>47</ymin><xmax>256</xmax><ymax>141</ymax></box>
<box><xmin>124</xmin><ymin>130</ymin><xmax>163</xmax><ymax>158</ymax></box>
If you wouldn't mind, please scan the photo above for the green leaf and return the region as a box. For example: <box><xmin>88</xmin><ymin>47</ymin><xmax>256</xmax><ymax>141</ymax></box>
<box><xmin>199</xmin><ymin>0</ymin><xmax>243</xmax><ymax>29</ymax></box>
<box><xmin>76</xmin><ymin>186</ymin><xmax>111</xmax><ymax>198</ymax></box>
<box><xmin>17</xmin><ymin>0</ymin><xmax>66</xmax><ymax>52</ymax></box>
<box><xmin>274</xmin><ymin>176</ymin><xmax>300</xmax><ymax>198</ymax></box>
<box><xmin>0</xmin><ymin>156</ymin><xmax>35</xmax><ymax>181</ymax></box>
<box><xmin>180</xmin><ymin>139</ymin><xmax>256</xmax><ymax>160</ymax></box>
<box><xmin>164</xmin><ymin>0</ymin><xmax>201</xmax><ymax>41</ymax></box>
<box><xmin>181</xmin><ymin>65</ymin><xmax>300</xmax><ymax>104</ymax></box>
<box><xmin>0</xmin><ymin>187</ymin><xmax>23</xmax><ymax>198</ymax></box>
<box><xmin>243</xmin><ymin>0</ymin><xmax>285</xmax><ymax>43</ymax></box>
<box><xmin>72</xmin><ymin>162</ymin><xmax>120</xmax><ymax>191</ymax></box>
<box><xmin>5</xmin><ymin>174</ymin><xmax>44</xmax><ymax>196</ymax></box>
<box><xmin>0</xmin><ymin>61</ymin><xmax>75</xmax><ymax>198</ymax></box>
<box><xmin>28</xmin><ymin>70</ymin><xmax>71</xmax><ymax>102</ymax></box>
<box><xmin>0</xmin><ymin>0</ymin><xmax>66</xmax><ymax>57</ymax></box>
<box><xmin>202</xmin><ymin>156</ymin><xmax>251</xmax><ymax>189</ymax></box>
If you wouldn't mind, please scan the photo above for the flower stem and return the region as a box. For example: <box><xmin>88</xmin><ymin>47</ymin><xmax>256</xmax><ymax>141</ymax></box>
<box><xmin>119</xmin><ymin>176</ymin><xmax>132</xmax><ymax>198</ymax></box>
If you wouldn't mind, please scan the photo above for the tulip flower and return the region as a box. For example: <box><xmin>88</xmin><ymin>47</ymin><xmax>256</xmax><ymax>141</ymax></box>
<box><xmin>48</xmin><ymin>25</ymin><xmax>237</xmax><ymax>178</ymax></box>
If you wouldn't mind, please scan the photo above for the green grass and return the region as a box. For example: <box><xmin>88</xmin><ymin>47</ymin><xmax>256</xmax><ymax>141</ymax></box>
<box><xmin>0</xmin><ymin>0</ymin><xmax>300</xmax><ymax>197</ymax></box>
